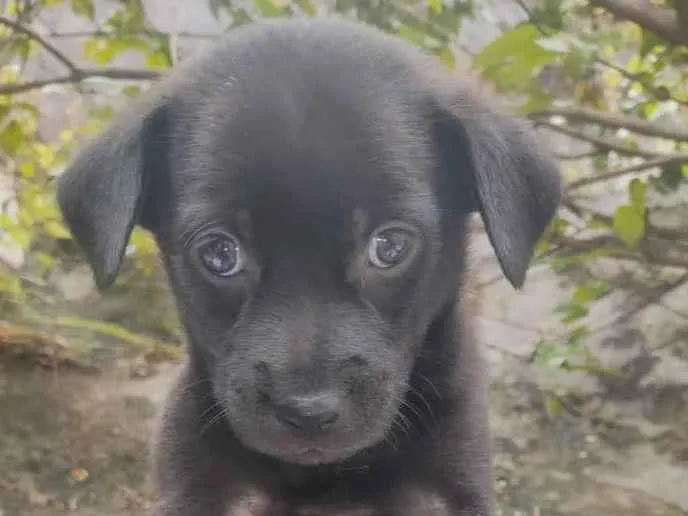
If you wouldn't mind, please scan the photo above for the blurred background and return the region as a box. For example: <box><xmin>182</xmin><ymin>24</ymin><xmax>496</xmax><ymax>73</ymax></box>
<box><xmin>0</xmin><ymin>0</ymin><xmax>687</xmax><ymax>514</ymax></box>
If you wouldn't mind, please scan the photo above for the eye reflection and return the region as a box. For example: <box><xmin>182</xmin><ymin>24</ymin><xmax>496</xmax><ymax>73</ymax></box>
<box><xmin>195</xmin><ymin>233</ymin><xmax>244</xmax><ymax>277</ymax></box>
<box><xmin>368</xmin><ymin>225</ymin><xmax>416</xmax><ymax>268</ymax></box>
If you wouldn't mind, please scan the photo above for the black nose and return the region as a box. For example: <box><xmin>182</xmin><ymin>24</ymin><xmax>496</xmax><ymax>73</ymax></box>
<box><xmin>274</xmin><ymin>392</ymin><xmax>340</xmax><ymax>432</ymax></box>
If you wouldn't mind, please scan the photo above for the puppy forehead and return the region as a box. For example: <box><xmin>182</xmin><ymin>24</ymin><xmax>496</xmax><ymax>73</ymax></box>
<box><xmin>175</xmin><ymin>138</ymin><xmax>438</xmax><ymax>242</ymax></box>
<box><xmin>172</xmin><ymin>50</ymin><xmax>440</xmax><ymax>238</ymax></box>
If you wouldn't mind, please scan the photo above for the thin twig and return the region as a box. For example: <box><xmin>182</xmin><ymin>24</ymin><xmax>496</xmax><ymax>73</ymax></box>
<box><xmin>596</xmin><ymin>56</ymin><xmax>688</xmax><ymax>107</ymax></box>
<box><xmin>613</xmin><ymin>272</ymin><xmax>688</xmax><ymax>324</ymax></box>
<box><xmin>555</xmin><ymin>149</ymin><xmax>604</xmax><ymax>160</ymax></box>
<box><xmin>0</xmin><ymin>15</ymin><xmax>78</xmax><ymax>73</ymax></box>
<box><xmin>563</xmin><ymin>197</ymin><xmax>688</xmax><ymax>241</ymax></box>
<box><xmin>531</xmin><ymin>106</ymin><xmax>688</xmax><ymax>142</ymax></box>
<box><xmin>0</xmin><ymin>15</ymin><xmax>164</xmax><ymax>95</ymax></box>
<box><xmin>567</xmin><ymin>153</ymin><xmax>688</xmax><ymax>190</ymax></box>
<box><xmin>0</xmin><ymin>67</ymin><xmax>162</xmax><ymax>95</ymax></box>
<box><xmin>552</xmin><ymin>235</ymin><xmax>688</xmax><ymax>270</ymax></box>
<box><xmin>45</xmin><ymin>30</ymin><xmax>218</xmax><ymax>40</ymax></box>
<box><xmin>535</xmin><ymin>120</ymin><xmax>665</xmax><ymax>158</ymax></box>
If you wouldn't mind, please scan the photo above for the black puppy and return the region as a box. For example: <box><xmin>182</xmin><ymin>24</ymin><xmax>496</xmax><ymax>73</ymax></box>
<box><xmin>57</xmin><ymin>18</ymin><xmax>561</xmax><ymax>516</ymax></box>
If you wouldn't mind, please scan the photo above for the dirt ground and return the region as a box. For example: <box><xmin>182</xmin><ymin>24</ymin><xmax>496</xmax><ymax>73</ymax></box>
<box><xmin>0</xmin><ymin>352</ymin><xmax>686</xmax><ymax>516</ymax></box>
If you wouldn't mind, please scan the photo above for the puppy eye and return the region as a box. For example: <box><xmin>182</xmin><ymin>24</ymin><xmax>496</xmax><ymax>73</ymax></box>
<box><xmin>195</xmin><ymin>233</ymin><xmax>244</xmax><ymax>277</ymax></box>
<box><xmin>368</xmin><ymin>225</ymin><xmax>416</xmax><ymax>269</ymax></box>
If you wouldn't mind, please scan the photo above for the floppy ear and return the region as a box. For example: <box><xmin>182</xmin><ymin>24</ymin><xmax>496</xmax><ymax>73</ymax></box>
<box><xmin>57</xmin><ymin>100</ymin><xmax>170</xmax><ymax>290</ymax></box>
<box><xmin>432</xmin><ymin>86</ymin><xmax>562</xmax><ymax>289</ymax></box>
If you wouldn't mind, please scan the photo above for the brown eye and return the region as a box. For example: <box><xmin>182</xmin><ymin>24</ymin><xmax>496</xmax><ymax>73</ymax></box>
<box><xmin>195</xmin><ymin>233</ymin><xmax>244</xmax><ymax>277</ymax></box>
<box><xmin>368</xmin><ymin>226</ymin><xmax>415</xmax><ymax>268</ymax></box>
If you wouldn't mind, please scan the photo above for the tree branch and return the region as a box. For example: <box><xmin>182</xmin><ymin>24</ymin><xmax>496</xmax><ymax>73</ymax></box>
<box><xmin>516</xmin><ymin>0</ymin><xmax>688</xmax><ymax>105</ymax></box>
<box><xmin>614</xmin><ymin>271</ymin><xmax>688</xmax><ymax>324</ymax></box>
<box><xmin>0</xmin><ymin>15</ymin><xmax>78</xmax><ymax>73</ymax></box>
<box><xmin>0</xmin><ymin>16</ymin><xmax>163</xmax><ymax>95</ymax></box>
<box><xmin>534</xmin><ymin>120</ymin><xmax>665</xmax><ymax>158</ymax></box>
<box><xmin>45</xmin><ymin>29</ymin><xmax>218</xmax><ymax>40</ymax></box>
<box><xmin>595</xmin><ymin>56</ymin><xmax>688</xmax><ymax>107</ymax></box>
<box><xmin>531</xmin><ymin>105</ymin><xmax>688</xmax><ymax>142</ymax></box>
<box><xmin>562</xmin><ymin>197</ymin><xmax>688</xmax><ymax>241</ymax></box>
<box><xmin>0</xmin><ymin>68</ymin><xmax>162</xmax><ymax>95</ymax></box>
<box><xmin>553</xmin><ymin>235</ymin><xmax>688</xmax><ymax>269</ymax></box>
<box><xmin>590</xmin><ymin>0</ymin><xmax>688</xmax><ymax>46</ymax></box>
<box><xmin>567</xmin><ymin>153</ymin><xmax>688</xmax><ymax>190</ymax></box>
<box><xmin>676</xmin><ymin>0</ymin><xmax>688</xmax><ymax>28</ymax></box>
<box><xmin>555</xmin><ymin>149</ymin><xmax>605</xmax><ymax>160</ymax></box>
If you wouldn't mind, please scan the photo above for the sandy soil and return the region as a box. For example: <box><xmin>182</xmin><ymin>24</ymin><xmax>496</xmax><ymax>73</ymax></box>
<box><xmin>1</xmin><ymin>355</ymin><xmax>686</xmax><ymax>516</ymax></box>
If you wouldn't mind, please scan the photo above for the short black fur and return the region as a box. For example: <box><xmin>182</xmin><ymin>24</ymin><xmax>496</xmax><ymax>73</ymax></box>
<box><xmin>57</xmin><ymin>17</ymin><xmax>562</xmax><ymax>516</ymax></box>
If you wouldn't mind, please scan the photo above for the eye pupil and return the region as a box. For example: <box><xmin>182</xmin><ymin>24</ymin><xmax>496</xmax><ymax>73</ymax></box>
<box><xmin>369</xmin><ymin>226</ymin><xmax>414</xmax><ymax>268</ymax></box>
<box><xmin>375</xmin><ymin>233</ymin><xmax>407</xmax><ymax>264</ymax></box>
<box><xmin>198</xmin><ymin>235</ymin><xmax>241</xmax><ymax>276</ymax></box>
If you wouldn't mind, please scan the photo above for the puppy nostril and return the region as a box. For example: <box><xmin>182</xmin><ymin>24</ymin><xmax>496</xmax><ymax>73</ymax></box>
<box><xmin>274</xmin><ymin>393</ymin><xmax>340</xmax><ymax>432</ymax></box>
<box><xmin>339</xmin><ymin>355</ymin><xmax>367</xmax><ymax>373</ymax></box>
<box><xmin>347</xmin><ymin>355</ymin><xmax>367</xmax><ymax>367</ymax></box>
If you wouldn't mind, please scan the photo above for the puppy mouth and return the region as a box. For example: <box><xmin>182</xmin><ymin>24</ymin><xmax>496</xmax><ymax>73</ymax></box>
<box><xmin>248</xmin><ymin>432</ymin><xmax>374</xmax><ymax>465</ymax></box>
<box><xmin>278</xmin><ymin>444</ymin><xmax>366</xmax><ymax>466</ymax></box>
<box><xmin>288</xmin><ymin>447</ymin><xmax>331</xmax><ymax>465</ymax></box>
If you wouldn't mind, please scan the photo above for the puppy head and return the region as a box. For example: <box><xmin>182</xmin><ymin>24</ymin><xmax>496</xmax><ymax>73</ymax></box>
<box><xmin>57</xmin><ymin>19</ymin><xmax>561</xmax><ymax>465</ymax></box>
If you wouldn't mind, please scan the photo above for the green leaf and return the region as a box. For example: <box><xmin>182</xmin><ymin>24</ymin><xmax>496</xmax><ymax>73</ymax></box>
<box><xmin>435</xmin><ymin>46</ymin><xmax>456</xmax><ymax>68</ymax></box>
<box><xmin>145</xmin><ymin>49</ymin><xmax>172</xmax><ymax>69</ymax></box>
<box><xmin>294</xmin><ymin>0</ymin><xmax>317</xmax><ymax>15</ymax></box>
<box><xmin>521</xmin><ymin>89</ymin><xmax>555</xmax><ymax>112</ymax></box>
<box><xmin>18</xmin><ymin>162</ymin><xmax>35</xmax><ymax>178</ymax></box>
<box><xmin>544</xmin><ymin>392</ymin><xmax>565</xmax><ymax>417</ymax></box>
<box><xmin>555</xmin><ymin>301</ymin><xmax>588</xmax><ymax>324</ymax></box>
<box><xmin>628</xmin><ymin>178</ymin><xmax>646</xmax><ymax>211</ymax></box>
<box><xmin>0</xmin><ymin>119</ymin><xmax>24</xmax><ymax>155</ymax></box>
<box><xmin>428</xmin><ymin>0</ymin><xmax>443</xmax><ymax>14</ymax></box>
<box><xmin>638</xmin><ymin>100</ymin><xmax>659</xmax><ymax>119</ymax></box>
<box><xmin>533</xmin><ymin>327</ymin><xmax>589</xmax><ymax>371</ymax></box>
<box><xmin>43</xmin><ymin>220</ymin><xmax>71</xmax><ymax>240</ymax></box>
<box><xmin>566</xmin><ymin>325</ymin><xmax>590</xmax><ymax>347</ymax></box>
<box><xmin>396</xmin><ymin>24</ymin><xmax>431</xmax><ymax>49</ymax></box>
<box><xmin>104</xmin><ymin>1</ymin><xmax>146</xmax><ymax>32</ymax></box>
<box><xmin>535</xmin><ymin>35</ymin><xmax>570</xmax><ymax>53</ymax></box>
<box><xmin>70</xmin><ymin>0</ymin><xmax>95</xmax><ymax>19</ymax></box>
<box><xmin>0</xmin><ymin>274</ymin><xmax>24</xmax><ymax>298</ymax></box>
<box><xmin>473</xmin><ymin>23</ymin><xmax>559</xmax><ymax>92</ymax></box>
<box><xmin>612</xmin><ymin>204</ymin><xmax>645</xmax><ymax>248</ymax></box>
<box><xmin>145</xmin><ymin>35</ymin><xmax>173</xmax><ymax>69</ymax></box>
<box><xmin>0</xmin><ymin>213</ymin><xmax>14</xmax><ymax>229</ymax></box>
<box><xmin>572</xmin><ymin>280</ymin><xmax>610</xmax><ymax>305</ymax></box>
<box><xmin>252</xmin><ymin>0</ymin><xmax>288</xmax><ymax>17</ymax></box>
<box><xmin>83</xmin><ymin>38</ymin><xmax>118</xmax><ymax>65</ymax></box>
<box><xmin>10</xmin><ymin>38</ymin><xmax>34</xmax><ymax>64</ymax></box>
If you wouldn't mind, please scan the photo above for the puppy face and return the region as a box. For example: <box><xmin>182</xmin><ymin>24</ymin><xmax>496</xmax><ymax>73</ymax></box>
<box><xmin>57</xmin><ymin>19</ymin><xmax>561</xmax><ymax>466</ymax></box>
<box><xmin>162</xmin><ymin>72</ymin><xmax>452</xmax><ymax>464</ymax></box>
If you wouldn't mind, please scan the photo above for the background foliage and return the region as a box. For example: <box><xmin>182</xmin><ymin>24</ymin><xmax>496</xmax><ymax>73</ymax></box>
<box><xmin>0</xmin><ymin>0</ymin><xmax>687</xmax><ymax>380</ymax></box>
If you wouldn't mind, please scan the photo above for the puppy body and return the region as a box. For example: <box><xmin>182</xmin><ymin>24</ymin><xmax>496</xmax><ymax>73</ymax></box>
<box><xmin>153</xmin><ymin>298</ymin><xmax>488</xmax><ymax>516</ymax></box>
<box><xmin>57</xmin><ymin>18</ymin><xmax>561</xmax><ymax>516</ymax></box>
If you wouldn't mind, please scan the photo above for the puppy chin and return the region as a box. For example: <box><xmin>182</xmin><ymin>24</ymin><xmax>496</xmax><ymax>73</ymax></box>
<box><xmin>273</xmin><ymin>446</ymin><xmax>359</xmax><ymax>466</ymax></box>
<box><xmin>234</xmin><ymin>424</ymin><xmax>386</xmax><ymax>466</ymax></box>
